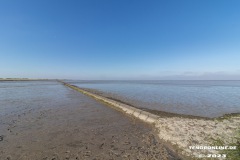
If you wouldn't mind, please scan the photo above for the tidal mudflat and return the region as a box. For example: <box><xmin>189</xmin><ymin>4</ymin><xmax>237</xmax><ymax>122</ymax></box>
<box><xmin>0</xmin><ymin>81</ymin><xmax>180</xmax><ymax>160</ymax></box>
<box><xmin>65</xmin><ymin>82</ymin><xmax>240</xmax><ymax>159</ymax></box>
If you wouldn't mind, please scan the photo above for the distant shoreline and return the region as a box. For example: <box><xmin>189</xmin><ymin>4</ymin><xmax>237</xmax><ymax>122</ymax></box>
<box><xmin>0</xmin><ymin>78</ymin><xmax>56</xmax><ymax>81</ymax></box>
<box><xmin>1</xmin><ymin>79</ymin><xmax>240</xmax><ymax>81</ymax></box>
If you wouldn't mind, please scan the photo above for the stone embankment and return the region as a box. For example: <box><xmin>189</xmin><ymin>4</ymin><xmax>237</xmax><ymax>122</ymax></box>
<box><xmin>63</xmin><ymin>82</ymin><xmax>159</xmax><ymax>124</ymax></box>
<box><xmin>62</xmin><ymin>82</ymin><xmax>240</xmax><ymax>159</ymax></box>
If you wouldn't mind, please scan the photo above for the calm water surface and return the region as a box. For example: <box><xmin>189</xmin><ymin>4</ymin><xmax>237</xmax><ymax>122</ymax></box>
<box><xmin>67</xmin><ymin>80</ymin><xmax>240</xmax><ymax>118</ymax></box>
<box><xmin>0</xmin><ymin>81</ymin><xmax>68</xmax><ymax>116</ymax></box>
<box><xmin>0</xmin><ymin>80</ymin><xmax>178</xmax><ymax>159</ymax></box>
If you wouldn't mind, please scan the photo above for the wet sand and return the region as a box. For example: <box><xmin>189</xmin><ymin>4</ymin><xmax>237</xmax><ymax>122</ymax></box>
<box><xmin>0</xmin><ymin>83</ymin><xmax>180</xmax><ymax>160</ymax></box>
<box><xmin>70</xmin><ymin>86</ymin><xmax>240</xmax><ymax>159</ymax></box>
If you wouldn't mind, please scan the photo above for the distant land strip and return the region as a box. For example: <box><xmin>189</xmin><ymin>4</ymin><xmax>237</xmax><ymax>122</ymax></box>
<box><xmin>0</xmin><ymin>78</ymin><xmax>56</xmax><ymax>81</ymax></box>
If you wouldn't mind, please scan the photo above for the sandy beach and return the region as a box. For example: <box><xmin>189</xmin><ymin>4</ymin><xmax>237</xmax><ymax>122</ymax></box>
<box><xmin>0</xmin><ymin>82</ymin><xmax>180</xmax><ymax>160</ymax></box>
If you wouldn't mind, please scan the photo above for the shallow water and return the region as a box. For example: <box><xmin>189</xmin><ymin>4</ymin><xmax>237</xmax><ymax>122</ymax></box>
<box><xmin>67</xmin><ymin>80</ymin><xmax>240</xmax><ymax>118</ymax></box>
<box><xmin>0</xmin><ymin>81</ymin><xmax>67</xmax><ymax>116</ymax></box>
<box><xmin>0</xmin><ymin>80</ymin><xmax>179</xmax><ymax>159</ymax></box>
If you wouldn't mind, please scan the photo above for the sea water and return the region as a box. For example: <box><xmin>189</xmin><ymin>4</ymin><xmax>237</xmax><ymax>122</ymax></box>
<box><xmin>0</xmin><ymin>81</ymin><xmax>68</xmax><ymax>116</ymax></box>
<box><xmin>68</xmin><ymin>80</ymin><xmax>240</xmax><ymax>118</ymax></box>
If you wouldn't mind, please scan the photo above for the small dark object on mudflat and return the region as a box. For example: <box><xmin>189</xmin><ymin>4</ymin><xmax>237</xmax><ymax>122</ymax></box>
<box><xmin>0</xmin><ymin>135</ymin><xmax>3</xmax><ymax>141</ymax></box>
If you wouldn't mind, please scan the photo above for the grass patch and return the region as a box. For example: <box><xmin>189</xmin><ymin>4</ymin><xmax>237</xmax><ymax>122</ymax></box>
<box><xmin>215</xmin><ymin>113</ymin><xmax>240</xmax><ymax>122</ymax></box>
<box><xmin>211</xmin><ymin>130</ymin><xmax>240</xmax><ymax>160</ymax></box>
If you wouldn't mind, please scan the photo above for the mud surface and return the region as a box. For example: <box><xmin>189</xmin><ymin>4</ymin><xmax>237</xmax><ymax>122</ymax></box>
<box><xmin>69</xmin><ymin>87</ymin><xmax>240</xmax><ymax>158</ymax></box>
<box><xmin>0</xmin><ymin>82</ymin><xmax>180</xmax><ymax>160</ymax></box>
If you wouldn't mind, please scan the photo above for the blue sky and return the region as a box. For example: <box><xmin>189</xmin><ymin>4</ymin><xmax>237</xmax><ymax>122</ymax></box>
<box><xmin>0</xmin><ymin>0</ymin><xmax>240</xmax><ymax>80</ymax></box>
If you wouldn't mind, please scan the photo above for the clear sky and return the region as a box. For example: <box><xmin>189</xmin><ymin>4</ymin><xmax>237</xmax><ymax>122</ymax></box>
<box><xmin>0</xmin><ymin>0</ymin><xmax>240</xmax><ymax>80</ymax></box>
